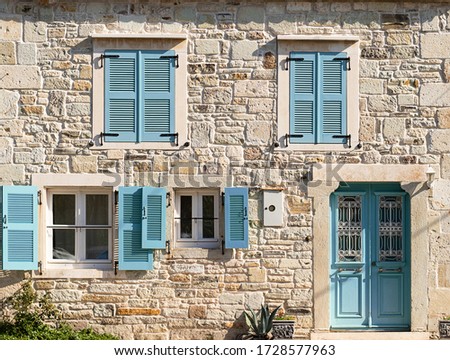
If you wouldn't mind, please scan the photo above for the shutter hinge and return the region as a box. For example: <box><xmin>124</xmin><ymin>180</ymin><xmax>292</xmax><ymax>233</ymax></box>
<box><xmin>37</xmin><ymin>190</ymin><xmax>42</xmax><ymax>205</ymax></box>
<box><xmin>114</xmin><ymin>190</ymin><xmax>119</xmax><ymax>206</ymax></box>
<box><xmin>114</xmin><ymin>261</ymin><xmax>119</xmax><ymax>275</ymax></box>
<box><xmin>222</xmin><ymin>237</ymin><xmax>225</xmax><ymax>255</ymax></box>
<box><xmin>284</xmin><ymin>56</ymin><xmax>304</xmax><ymax>71</ymax></box>
<box><xmin>100</xmin><ymin>132</ymin><xmax>119</xmax><ymax>146</ymax></box>
<box><xmin>332</xmin><ymin>134</ymin><xmax>352</xmax><ymax>147</ymax></box>
<box><xmin>333</xmin><ymin>57</ymin><xmax>351</xmax><ymax>70</ymax></box>
<box><xmin>285</xmin><ymin>133</ymin><xmax>304</xmax><ymax>147</ymax></box>
<box><xmin>38</xmin><ymin>261</ymin><xmax>42</xmax><ymax>275</ymax></box>
<box><xmin>221</xmin><ymin>192</ymin><xmax>225</xmax><ymax>206</ymax></box>
<box><xmin>166</xmin><ymin>240</ymin><xmax>171</xmax><ymax>255</ymax></box>
<box><xmin>160</xmin><ymin>132</ymin><xmax>179</xmax><ymax>146</ymax></box>
<box><xmin>166</xmin><ymin>192</ymin><xmax>171</xmax><ymax>208</ymax></box>
<box><xmin>99</xmin><ymin>54</ymin><xmax>120</xmax><ymax>68</ymax></box>
<box><xmin>160</xmin><ymin>54</ymin><xmax>179</xmax><ymax>68</ymax></box>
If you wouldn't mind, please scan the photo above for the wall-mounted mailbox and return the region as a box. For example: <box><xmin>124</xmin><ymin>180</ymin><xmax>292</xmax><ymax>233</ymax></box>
<box><xmin>263</xmin><ymin>190</ymin><xmax>283</xmax><ymax>227</ymax></box>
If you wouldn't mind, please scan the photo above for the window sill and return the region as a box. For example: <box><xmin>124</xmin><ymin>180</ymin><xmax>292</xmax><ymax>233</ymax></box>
<box><xmin>90</xmin><ymin>142</ymin><xmax>185</xmax><ymax>151</ymax></box>
<box><xmin>32</xmin><ymin>268</ymin><xmax>123</xmax><ymax>279</ymax></box>
<box><xmin>275</xmin><ymin>142</ymin><xmax>356</xmax><ymax>152</ymax></box>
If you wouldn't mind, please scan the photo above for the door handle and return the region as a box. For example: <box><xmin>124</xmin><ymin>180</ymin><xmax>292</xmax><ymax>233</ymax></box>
<box><xmin>378</xmin><ymin>268</ymin><xmax>402</xmax><ymax>273</ymax></box>
<box><xmin>338</xmin><ymin>268</ymin><xmax>362</xmax><ymax>273</ymax></box>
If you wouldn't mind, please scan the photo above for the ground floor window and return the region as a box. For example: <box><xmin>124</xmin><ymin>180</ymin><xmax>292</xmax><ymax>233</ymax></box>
<box><xmin>174</xmin><ymin>190</ymin><xmax>220</xmax><ymax>248</ymax></box>
<box><xmin>47</xmin><ymin>189</ymin><xmax>112</xmax><ymax>266</ymax></box>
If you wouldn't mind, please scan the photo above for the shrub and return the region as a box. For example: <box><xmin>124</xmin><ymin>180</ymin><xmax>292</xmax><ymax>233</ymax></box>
<box><xmin>0</xmin><ymin>282</ymin><xmax>118</xmax><ymax>340</ymax></box>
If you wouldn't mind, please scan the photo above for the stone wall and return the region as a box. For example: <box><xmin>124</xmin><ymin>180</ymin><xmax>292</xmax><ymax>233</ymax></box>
<box><xmin>0</xmin><ymin>0</ymin><xmax>450</xmax><ymax>339</ymax></box>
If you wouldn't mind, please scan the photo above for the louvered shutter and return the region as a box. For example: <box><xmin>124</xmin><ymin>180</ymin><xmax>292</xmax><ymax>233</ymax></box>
<box><xmin>105</xmin><ymin>51</ymin><xmax>138</xmax><ymax>142</ymax></box>
<box><xmin>118</xmin><ymin>187</ymin><xmax>153</xmax><ymax>270</ymax></box>
<box><xmin>140</xmin><ymin>51</ymin><xmax>175</xmax><ymax>142</ymax></box>
<box><xmin>1</xmin><ymin>186</ymin><xmax>38</xmax><ymax>270</ymax></box>
<box><xmin>224</xmin><ymin>187</ymin><xmax>249</xmax><ymax>249</ymax></box>
<box><xmin>141</xmin><ymin>187</ymin><xmax>166</xmax><ymax>249</ymax></box>
<box><xmin>290</xmin><ymin>52</ymin><xmax>316</xmax><ymax>144</ymax></box>
<box><xmin>319</xmin><ymin>52</ymin><xmax>347</xmax><ymax>143</ymax></box>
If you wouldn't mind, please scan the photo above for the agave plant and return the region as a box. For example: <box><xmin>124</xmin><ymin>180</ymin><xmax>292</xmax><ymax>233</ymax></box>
<box><xmin>242</xmin><ymin>304</ymin><xmax>281</xmax><ymax>340</ymax></box>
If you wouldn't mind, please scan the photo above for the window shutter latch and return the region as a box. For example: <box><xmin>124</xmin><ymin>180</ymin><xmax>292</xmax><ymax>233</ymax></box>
<box><xmin>284</xmin><ymin>56</ymin><xmax>304</xmax><ymax>71</ymax></box>
<box><xmin>99</xmin><ymin>132</ymin><xmax>119</xmax><ymax>146</ymax></box>
<box><xmin>285</xmin><ymin>133</ymin><xmax>304</xmax><ymax>147</ymax></box>
<box><xmin>160</xmin><ymin>54</ymin><xmax>179</xmax><ymax>68</ymax></box>
<box><xmin>160</xmin><ymin>133</ymin><xmax>179</xmax><ymax>146</ymax></box>
<box><xmin>333</xmin><ymin>57</ymin><xmax>351</xmax><ymax>71</ymax></box>
<box><xmin>332</xmin><ymin>134</ymin><xmax>352</xmax><ymax>147</ymax></box>
<box><xmin>99</xmin><ymin>54</ymin><xmax>120</xmax><ymax>68</ymax></box>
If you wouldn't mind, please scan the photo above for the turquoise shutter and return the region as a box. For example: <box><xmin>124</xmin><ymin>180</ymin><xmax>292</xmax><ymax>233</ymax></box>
<box><xmin>319</xmin><ymin>52</ymin><xmax>347</xmax><ymax>143</ymax></box>
<box><xmin>105</xmin><ymin>51</ymin><xmax>138</xmax><ymax>142</ymax></box>
<box><xmin>290</xmin><ymin>52</ymin><xmax>316</xmax><ymax>144</ymax></box>
<box><xmin>141</xmin><ymin>187</ymin><xmax>166</xmax><ymax>249</ymax></box>
<box><xmin>118</xmin><ymin>187</ymin><xmax>153</xmax><ymax>270</ymax></box>
<box><xmin>1</xmin><ymin>186</ymin><xmax>38</xmax><ymax>270</ymax></box>
<box><xmin>224</xmin><ymin>187</ymin><xmax>249</xmax><ymax>249</ymax></box>
<box><xmin>140</xmin><ymin>51</ymin><xmax>175</xmax><ymax>142</ymax></box>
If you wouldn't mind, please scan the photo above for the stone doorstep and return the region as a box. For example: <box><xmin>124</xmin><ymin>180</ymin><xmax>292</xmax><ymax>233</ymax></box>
<box><xmin>310</xmin><ymin>331</ymin><xmax>431</xmax><ymax>340</ymax></box>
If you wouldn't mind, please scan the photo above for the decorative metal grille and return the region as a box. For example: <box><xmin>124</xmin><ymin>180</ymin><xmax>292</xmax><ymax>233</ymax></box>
<box><xmin>378</xmin><ymin>196</ymin><xmax>403</xmax><ymax>262</ymax></box>
<box><xmin>337</xmin><ymin>196</ymin><xmax>362</xmax><ymax>262</ymax></box>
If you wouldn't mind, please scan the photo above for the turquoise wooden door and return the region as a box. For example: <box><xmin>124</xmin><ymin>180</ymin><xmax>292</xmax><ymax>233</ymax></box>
<box><xmin>330</xmin><ymin>183</ymin><xmax>410</xmax><ymax>329</ymax></box>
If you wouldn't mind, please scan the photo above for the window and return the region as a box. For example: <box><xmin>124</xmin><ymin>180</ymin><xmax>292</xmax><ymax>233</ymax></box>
<box><xmin>277</xmin><ymin>35</ymin><xmax>359</xmax><ymax>151</ymax></box>
<box><xmin>174</xmin><ymin>190</ymin><xmax>220</xmax><ymax>248</ymax></box>
<box><xmin>104</xmin><ymin>50</ymin><xmax>176</xmax><ymax>143</ymax></box>
<box><xmin>47</xmin><ymin>189</ymin><xmax>112</xmax><ymax>268</ymax></box>
<box><xmin>92</xmin><ymin>34</ymin><xmax>187</xmax><ymax>150</ymax></box>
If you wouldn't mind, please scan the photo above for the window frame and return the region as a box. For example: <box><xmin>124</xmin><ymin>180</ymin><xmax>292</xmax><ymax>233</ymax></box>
<box><xmin>174</xmin><ymin>189</ymin><xmax>220</xmax><ymax>249</ymax></box>
<box><xmin>92</xmin><ymin>34</ymin><xmax>188</xmax><ymax>150</ymax></box>
<box><xmin>277</xmin><ymin>35</ymin><xmax>360</xmax><ymax>151</ymax></box>
<box><xmin>46</xmin><ymin>188</ymin><xmax>113</xmax><ymax>269</ymax></box>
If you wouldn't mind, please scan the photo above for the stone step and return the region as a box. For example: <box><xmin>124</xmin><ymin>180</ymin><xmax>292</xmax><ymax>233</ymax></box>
<box><xmin>310</xmin><ymin>331</ymin><xmax>431</xmax><ymax>340</ymax></box>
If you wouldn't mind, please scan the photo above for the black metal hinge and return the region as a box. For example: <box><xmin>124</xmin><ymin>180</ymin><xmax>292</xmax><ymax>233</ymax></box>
<box><xmin>333</xmin><ymin>57</ymin><xmax>351</xmax><ymax>70</ymax></box>
<box><xmin>100</xmin><ymin>54</ymin><xmax>119</xmax><ymax>68</ymax></box>
<box><xmin>160</xmin><ymin>54</ymin><xmax>179</xmax><ymax>68</ymax></box>
<box><xmin>166</xmin><ymin>240</ymin><xmax>171</xmax><ymax>255</ymax></box>
<box><xmin>160</xmin><ymin>132</ymin><xmax>179</xmax><ymax>146</ymax></box>
<box><xmin>333</xmin><ymin>134</ymin><xmax>352</xmax><ymax>147</ymax></box>
<box><xmin>285</xmin><ymin>133</ymin><xmax>304</xmax><ymax>147</ymax></box>
<box><xmin>99</xmin><ymin>132</ymin><xmax>119</xmax><ymax>146</ymax></box>
<box><xmin>284</xmin><ymin>56</ymin><xmax>304</xmax><ymax>70</ymax></box>
<box><xmin>37</xmin><ymin>190</ymin><xmax>42</xmax><ymax>205</ymax></box>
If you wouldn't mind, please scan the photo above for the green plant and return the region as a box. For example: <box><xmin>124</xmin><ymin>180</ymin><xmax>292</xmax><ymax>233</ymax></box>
<box><xmin>0</xmin><ymin>281</ymin><xmax>118</xmax><ymax>340</ymax></box>
<box><xmin>242</xmin><ymin>304</ymin><xmax>281</xmax><ymax>340</ymax></box>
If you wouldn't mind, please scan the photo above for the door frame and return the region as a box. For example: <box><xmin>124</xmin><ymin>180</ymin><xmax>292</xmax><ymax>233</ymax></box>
<box><xmin>308</xmin><ymin>164</ymin><xmax>429</xmax><ymax>333</ymax></box>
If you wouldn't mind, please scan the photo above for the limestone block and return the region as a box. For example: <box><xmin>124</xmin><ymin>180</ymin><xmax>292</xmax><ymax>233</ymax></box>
<box><xmin>71</xmin><ymin>156</ymin><xmax>97</xmax><ymax>173</ymax></box>
<box><xmin>0</xmin><ymin>120</ymin><xmax>23</xmax><ymax>137</ymax></box>
<box><xmin>430</xmin><ymin>288</ymin><xmax>450</xmax><ymax>315</ymax></box>
<box><xmin>174</xmin><ymin>5</ymin><xmax>196</xmax><ymax>23</ymax></box>
<box><xmin>14</xmin><ymin>148</ymin><xmax>45</xmax><ymax>164</ymax></box>
<box><xmin>0</xmin><ymin>138</ymin><xmax>12</xmax><ymax>164</ymax></box>
<box><xmin>421</xmin><ymin>84</ymin><xmax>450</xmax><ymax>107</ymax></box>
<box><xmin>421</xmin><ymin>34</ymin><xmax>450</xmax><ymax>58</ymax></box>
<box><xmin>93</xmin><ymin>304</ymin><xmax>115</xmax><ymax>318</ymax></box>
<box><xmin>360</xmin><ymin>59</ymin><xmax>378</xmax><ymax>77</ymax></box>
<box><xmin>236</xmin><ymin>6</ymin><xmax>265</xmax><ymax>31</ymax></box>
<box><xmin>230</xmin><ymin>40</ymin><xmax>259</xmax><ymax>60</ymax></box>
<box><xmin>398</xmin><ymin>94</ymin><xmax>418</xmax><ymax>106</ymax></box>
<box><xmin>429</xmin><ymin>130</ymin><xmax>450</xmax><ymax>153</ymax></box>
<box><xmin>235</xmin><ymin>80</ymin><xmax>269</xmax><ymax>97</ymax></box>
<box><xmin>0</xmin><ymin>42</ymin><xmax>15</xmax><ymax>65</ymax></box>
<box><xmin>386</xmin><ymin>31</ymin><xmax>412</xmax><ymax>45</ymax></box>
<box><xmin>48</xmin><ymin>91</ymin><xmax>66</xmax><ymax>116</ymax></box>
<box><xmin>360</xmin><ymin>78</ymin><xmax>384</xmax><ymax>95</ymax></box>
<box><xmin>198</xmin><ymin>14</ymin><xmax>215</xmax><ymax>29</ymax></box>
<box><xmin>24</xmin><ymin>20</ymin><xmax>46</xmax><ymax>42</ymax></box>
<box><xmin>442</xmin><ymin>155</ymin><xmax>450</xmax><ymax>179</ymax></box>
<box><xmin>0</xmin><ymin>15</ymin><xmax>22</xmax><ymax>41</ymax></box>
<box><xmin>248</xmin><ymin>268</ymin><xmax>266</xmax><ymax>283</ymax></box>
<box><xmin>195</xmin><ymin>39</ymin><xmax>219</xmax><ymax>55</ymax></box>
<box><xmin>44</xmin><ymin>77</ymin><xmax>71</xmax><ymax>90</ymax></box>
<box><xmin>226</xmin><ymin>146</ymin><xmax>243</xmax><ymax>160</ymax></box>
<box><xmin>0</xmin><ymin>90</ymin><xmax>19</xmax><ymax>119</ymax></box>
<box><xmin>359</xmin><ymin>116</ymin><xmax>376</xmax><ymax>142</ymax></box>
<box><xmin>0</xmin><ymin>164</ymin><xmax>24</xmax><ymax>184</ymax></box>
<box><xmin>0</xmin><ymin>66</ymin><xmax>40</xmax><ymax>89</ymax></box>
<box><xmin>190</xmin><ymin>122</ymin><xmax>211</xmax><ymax>148</ymax></box>
<box><xmin>17</xmin><ymin>43</ymin><xmax>36</xmax><ymax>65</ymax></box>
<box><xmin>66</xmin><ymin>103</ymin><xmax>91</xmax><ymax>116</ymax></box>
<box><xmin>367</xmin><ymin>95</ymin><xmax>397</xmax><ymax>112</ymax></box>
<box><xmin>383</xmin><ymin>118</ymin><xmax>406</xmax><ymax>139</ymax></box>
<box><xmin>420</xmin><ymin>10</ymin><xmax>440</xmax><ymax>32</ymax></box>
<box><xmin>219</xmin><ymin>293</ymin><xmax>243</xmax><ymax>305</ymax></box>
<box><xmin>188</xmin><ymin>305</ymin><xmax>207</xmax><ymax>319</ymax></box>
<box><xmin>246</xmin><ymin>121</ymin><xmax>271</xmax><ymax>144</ymax></box>
<box><xmin>268</xmin><ymin>15</ymin><xmax>297</xmax><ymax>34</ymax></box>
<box><xmin>203</xmin><ymin>88</ymin><xmax>232</xmax><ymax>104</ymax></box>
<box><xmin>342</xmin><ymin>11</ymin><xmax>380</xmax><ymax>29</ymax></box>
<box><xmin>248</xmin><ymin>98</ymin><xmax>274</xmax><ymax>113</ymax></box>
<box><xmin>189</xmin><ymin>75</ymin><xmax>219</xmax><ymax>87</ymax></box>
<box><xmin>118</xmin><ymin>15</ymin><xmax>146</xmax><ymax>33</ymax></box>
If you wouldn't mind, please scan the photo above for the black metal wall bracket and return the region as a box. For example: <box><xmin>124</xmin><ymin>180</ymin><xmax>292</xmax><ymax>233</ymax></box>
<box><xmin>333</xmin><ymin>57</ymin><xmax>351</xmax><ymax>70</ymax></box>
<box><xmin>38</xmin><ymin>261</ymin><xmax>43</xmax><ymax>275</ymax></box>
<box><xmin>160</xmin><ymin>132</ymin><xmax>179</xmax><ymax>146</ymax></box>
<box><xmin>332</xmin><ymin>134</ymin><xmax>352</xmax><ymax>147</ymax></box>
<box><xmin>114</xmin><ymin>261</ymin><xmax>119</xmax><ymax>275</ymax></box>
<box><xmin>284</xmin><ymin>133</ymin><xmax>304</xmax><ymax>147</ymax></box>
<box><xmin>100</xmin><ymin>54</ymin><xmax>120</xmax><ymax>68</ymax></box>
<box><xmin>284</xmin><ymin>56</ymin><xmax>304</xmax><ymax>71</ymax></box>
<box><xmin>166</xmin><ymin>240</ymin><xmax>171</xmax><ymax>255</ymax></box>
<box><xmin>37</xmin><ymin>190</ymin><xmax>42</xmax><ymax>205</ymax></box>
<box><xmin>99</xmin><ymin>132</ymin><xmax>119</xmax><ymax>146</ymax></box>
<box><xmin>160</xmin><ymin>54</ymin><xmax>179</xmax><ymax>68</ymax></box>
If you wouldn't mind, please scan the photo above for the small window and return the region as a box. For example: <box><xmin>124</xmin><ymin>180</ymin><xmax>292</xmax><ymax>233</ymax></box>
<box><xmin>174</xmin><ymin>190</ymin><xmax>220</xmax><ymax>248</ymax></box>
<box><xmin>47</xmin><ymin>190</ymin><xmax>112</xmax><ymax>267</ymax></box>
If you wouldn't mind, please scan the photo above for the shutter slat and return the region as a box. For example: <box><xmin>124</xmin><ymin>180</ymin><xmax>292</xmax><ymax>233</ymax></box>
<box><xmin>142</xmin><ymin>187</ymin><xmax>166</xmax><ymax>250</ymax></box>
<box><xmin>144</xmin><ymin>99</ymin><xmax>170</xmax><ymax>133</ymax></box>
<box><xmin>323</xmin><ymin>101</ymin><xmax>342</xmax><ymax>134</ymax></box>
<box><xmin>118</xmin><ymin>187</ymin><xmax>153</xmax><ymax>270</ymax></box>
<box><xmin>224</xmin><ymin>187</ymin><xmax>249</xmax><ymax>249</ymax></box>
<box><xmin>1</xmin><ymin>186</ymin><xmax>38</xmax><ymax>270</ymax></box>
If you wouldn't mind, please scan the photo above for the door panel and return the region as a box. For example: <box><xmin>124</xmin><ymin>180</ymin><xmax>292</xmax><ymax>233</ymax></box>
<box><xmin>330</xmin><ymin>183</ymin><xmax>410</xmax><ymax>330</ymax></box>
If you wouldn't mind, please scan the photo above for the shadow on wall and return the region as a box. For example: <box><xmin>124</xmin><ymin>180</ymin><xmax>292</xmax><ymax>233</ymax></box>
<box><xmin>0</xmin><ymin>271</ymin><xmax>26</xmax><ymax>305</ymax></box>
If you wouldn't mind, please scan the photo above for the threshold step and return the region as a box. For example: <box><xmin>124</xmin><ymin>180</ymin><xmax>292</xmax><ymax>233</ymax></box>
<box><xmin>310</xmin><ymin>332</ymin><xmax>431</xmax><ymax>340</ymax></box>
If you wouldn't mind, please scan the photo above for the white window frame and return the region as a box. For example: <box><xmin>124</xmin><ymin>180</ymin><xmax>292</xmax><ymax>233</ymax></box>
<box><xmin>277</xmin><ymin>35</ymin><xmax>360</xmax><ymax>151</ymax></box>
<box><xmin>46</xmin><ymin>187</ymin><xmax>113</xmax><ymax>270</ymax></box>
<box><xmin>91</xmin><ymin>34</ymin><xmax>188</xmax><ymax>150</ymax></box>
<box><xmin>174</xmin><ymin>189</ymin><xmax>220</xmax><ymax>249</ymax></box>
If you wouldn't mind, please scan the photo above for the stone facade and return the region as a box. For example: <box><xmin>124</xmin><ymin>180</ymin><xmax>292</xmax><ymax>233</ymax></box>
<box><xmin>0</xmin><ymin>0</ymin><xmax>450</xmax><ymax>340</ymax></box>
